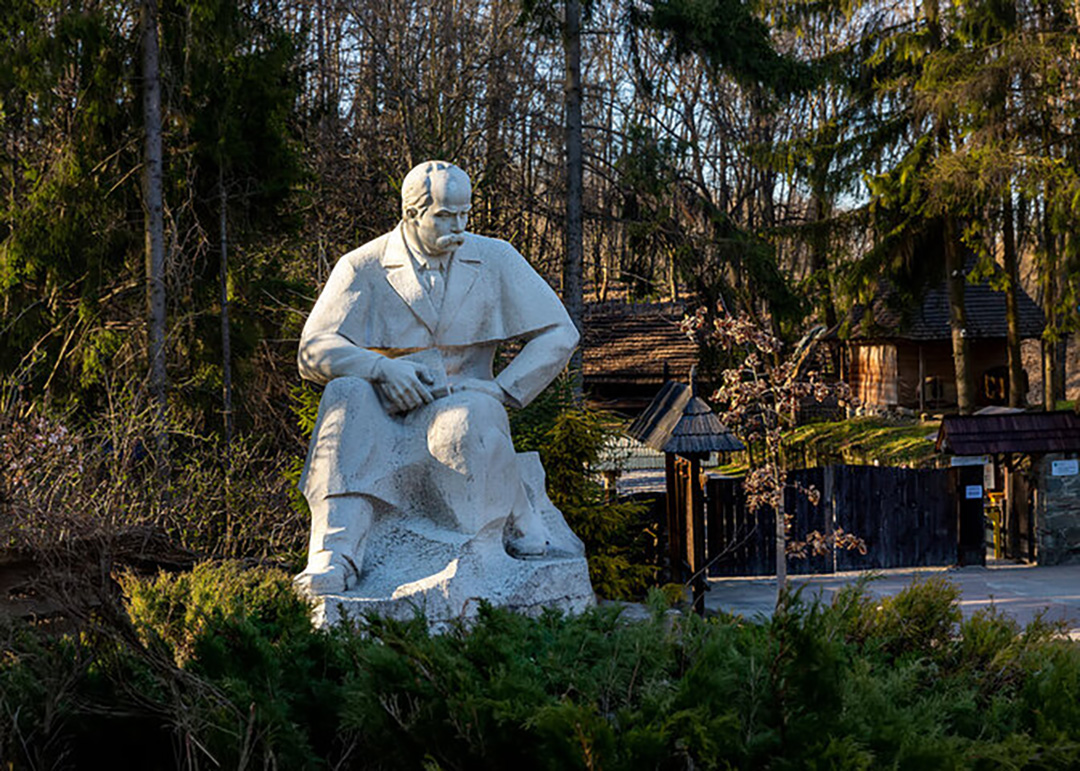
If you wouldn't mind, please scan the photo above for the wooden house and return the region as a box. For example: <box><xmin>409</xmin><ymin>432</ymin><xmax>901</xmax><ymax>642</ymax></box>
<box><xmin>582</xmin><ymin>302</ymin><xmax>699</xmax><ymax>414</ymax></box>
<box><xmin>833</xmin><ymin>271</ymin><xmax>1045</xmax><ymax>412</ymax></box>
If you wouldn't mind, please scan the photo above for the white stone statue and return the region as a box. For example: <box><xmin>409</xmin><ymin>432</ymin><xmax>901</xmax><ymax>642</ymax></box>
<box><xmin>294</xmin><ymin>161</ymin><xmax>594</xmax><ymax>626</ymax></box>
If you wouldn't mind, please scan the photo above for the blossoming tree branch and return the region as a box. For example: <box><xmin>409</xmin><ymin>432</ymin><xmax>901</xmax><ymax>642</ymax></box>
<box><xmin>683</xmin><ymin>307</ymin><xmax>866</xmax><ymax>595</ymax></box>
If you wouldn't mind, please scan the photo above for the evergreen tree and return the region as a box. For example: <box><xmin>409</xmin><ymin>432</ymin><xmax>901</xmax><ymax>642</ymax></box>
<box><xmin>852</xmin><ymin>0</ymin><xmax>1080</xmax><ymax>411</ymax></box>
<box><xmin>160</xmin><ymin>0</ymin><xmax>303</xmax><ymax>438</ymax></box>
<box><xmin>0</xmin><ymin>1</ymin><xmax>141</xmax><ymax>408</ymax></box>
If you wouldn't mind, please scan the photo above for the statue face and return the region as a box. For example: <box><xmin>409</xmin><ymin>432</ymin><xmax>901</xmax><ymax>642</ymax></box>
<box><xmin>406</xmin><ymin>170</ymin><xmax>472</xmax><ymax>257</ymax></box>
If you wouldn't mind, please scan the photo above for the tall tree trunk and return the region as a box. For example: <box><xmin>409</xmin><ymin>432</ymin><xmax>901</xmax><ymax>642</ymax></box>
<box><xmin>774</xmin><ymin>481</ymin><xmax>787</xmax><ymax>606</ymax></box>
<box><xmin>482</xmin><ymin>4</ymin><xmax>508</xmax><ymax>233</ymax></box>
<box><xmin>141</xmin><ymin>0</ymin><xmax>168</xmax><ymax>471</ymax></box>
<box><xmin>219</xmin><ymin>168</ymin><xmax>233</xmax><ymax>451</ymax></box>
<box><xmin>809</xmin><ymin>177</ymin><xmax>839</xmax><ymax>373</ymax></box>
<box><xmin>945</xmin><ymin>217</ymin><xmax>974</xmax><ymax>413</ymax></box>
<box><xmin>1042</xmin><ymin>207</ymin><xmax>1059</xmax><ymax>410</ymax></box>
<box><xmin>1002</xmin><ymin>190</ymin><xmax>1024</xmax><ymax>407</ymax></box>
<box><xmin>563</xmin><ymin>0</ymin><xmax>584</xmax><ymax>396</ymax></box>
<box><xmin>809</xmin><ymin>193</ymin><xmax>837</xmax><ymax>327</ymax></box>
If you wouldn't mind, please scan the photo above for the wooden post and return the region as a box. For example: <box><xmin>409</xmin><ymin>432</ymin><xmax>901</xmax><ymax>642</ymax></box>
<box><xmin>689</xmin><ymin>456</ymin><xmax>706</xmax><ymax>615</ymax></box>
<box><xmin>956</xmin><ymin>465</ymin><xmax>986</xmax><ymax>566</ymax></box>
<box><xmin>683</xmin><ymin>457</ymin><xmax>697</xmax><ymax>575</ymax></box>
<box><xmin>1005</xmin><ymin>458</ymin><xmax>1018</xmax><ymax>559</ymax></box>
<box><xmin>664</xmin><ymin>452</ymin><xmax>681</xmax><ymax>584</ymax></box>
<box><xmin>918</xmin><ymin>345</ymin><xmax>925</xmax><ymax>414</ymax></box>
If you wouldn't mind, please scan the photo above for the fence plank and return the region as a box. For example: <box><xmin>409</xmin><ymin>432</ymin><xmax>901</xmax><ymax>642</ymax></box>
<box><xmin>789</xmin><ymin>468</ymin><xmax>830</xmax><ymax>575</ymax></box>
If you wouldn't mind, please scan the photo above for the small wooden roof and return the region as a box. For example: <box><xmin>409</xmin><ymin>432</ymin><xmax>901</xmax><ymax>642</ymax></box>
<box><xmin>936</xmin><ymin>411</ymin><xmax>1080</xmax><ymax>455</ymax></box>
<box><xmin>627</xmin><ymin>379</ymin><xmax>744</xmax><ymax>457</ymax></box>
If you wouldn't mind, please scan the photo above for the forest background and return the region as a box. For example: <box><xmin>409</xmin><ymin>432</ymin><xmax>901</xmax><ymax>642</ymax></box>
<box><xmin>2</xmin><ymin>0</ymin><xmax>1080</xmax><ymax>574</ymax></box>
<box><xmin>7</xmin><ymin>4</ymin><xmax>1080</xmax><ymax>765</ymax></box>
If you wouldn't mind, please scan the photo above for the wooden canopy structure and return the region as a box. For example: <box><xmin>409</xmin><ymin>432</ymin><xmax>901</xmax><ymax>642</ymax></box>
<box><xmin>628</xmin><ymin>375</ymin><xmax>743</xmax><ymax>613</ymax></box>
<box><xmin>629</xmin><ymin>380</ymin><xmax>745</xmax><ymax>457</ymax></box>
<box><xmin>936</xmin><ymin>411</ymin><xmax>1080</xmax><ymax>455</ymax></box>
<box><xmin>936</xmin><ymin>410</ymin><xmax>1080</xmax><ymax>565</ymax></box>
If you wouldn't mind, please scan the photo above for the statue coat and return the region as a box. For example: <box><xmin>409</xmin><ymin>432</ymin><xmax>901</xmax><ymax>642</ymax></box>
<box><xmin>296</xmin><ymin>224</ymin><xmax>577</xmax><ymax>532</ymax></box>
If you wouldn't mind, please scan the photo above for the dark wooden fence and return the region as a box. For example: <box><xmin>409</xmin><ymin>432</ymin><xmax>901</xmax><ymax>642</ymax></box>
<box><xmin>705</xmin><ymin>465</ymin><xmax>958</xmax><ymax>577</ymax></box>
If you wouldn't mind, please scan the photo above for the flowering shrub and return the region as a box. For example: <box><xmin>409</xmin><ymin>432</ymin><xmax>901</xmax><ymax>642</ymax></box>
<box><xmin>683</xmin><ymin>308</ymin><xmax>865</xmax><ymax>564</ymax></box>
<box><xmin>0</xmin><ymin>417</ymin><xmax>82</xmax><ymax>486</ymax></box>
<box><xmin>0</xmin><ymin>414</ymin><xmax>99</xmax><ymax>551</ymax></box>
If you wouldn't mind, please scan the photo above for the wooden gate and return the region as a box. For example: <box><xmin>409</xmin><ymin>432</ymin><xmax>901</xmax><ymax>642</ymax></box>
<box><xmin>706</xmin><ymin>465</ymin><xmax>959</xmax><ymax>577</ymax></box>
<box><xmin>954</xmin><ymin>465</ymin><xmax>986</xmax><ymax>567</ymax></box>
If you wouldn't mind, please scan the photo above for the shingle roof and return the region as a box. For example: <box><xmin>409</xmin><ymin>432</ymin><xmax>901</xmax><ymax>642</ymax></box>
<box><xmin>664</xmin><ymin>394</ymin><xmax>746</xmax><ymax>455</ymax></box>
<box><xmin>627</xmin><ymin>380</ymin><xmax>744</xmax><ymax>456</ymax></box>
<box><xmin>842</xmin><ymin>263</ymin><xmax>1045</xmax><ymax>342</ymax></box>
<box><xmin>583</xmin><ymin>303</ymin><xmax>698</xmax><ymax>383</ymax></box>
<box><xmin>628</xmin><ymin>381</ymin><xmax>688</xmax><ymax>450</ymax></box>
<box><xmin>936</xmin><ymin>411</ymin><xmax>1080</xmax><ymax>455</ymax></box>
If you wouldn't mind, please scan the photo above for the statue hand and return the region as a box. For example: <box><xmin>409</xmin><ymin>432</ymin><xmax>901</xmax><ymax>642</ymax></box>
<box><xmin>453</xmin><ymin>378</ymin><xmax>506</xmax><ymax>404</ymax></box>
<box><xmin>373</xmin><ymin>357</ymin><xmax>435</xmax><ymax>413</ymax></box>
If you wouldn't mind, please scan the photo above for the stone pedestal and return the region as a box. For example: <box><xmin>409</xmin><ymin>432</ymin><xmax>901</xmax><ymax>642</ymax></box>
<box><xmin>307</xmin><ymin>452</ymin><xmax>595</xmax><ymax>630</ymax></box>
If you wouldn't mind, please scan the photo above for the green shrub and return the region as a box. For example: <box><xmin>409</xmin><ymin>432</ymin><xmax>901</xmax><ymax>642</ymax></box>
<box><xmin>840</xmin><ymin>576</ymin><xmax>962</xmax><ymax>659</ymax></box>
<box><xmin>511</xmin><ymin>378</ymin><xmax>656</xmax><ymax>600</ymax></box>
<box><xmin>0</xmin><ymin>618</ymin><xmax>60</xmax><ymax>768</ymax></box>
<box><xmin>0</xmin><ymin>615</ymin><xmax>187</xmax><ymax>770</ymax></box>
<box><xmin>122</xmin><ymin>560</ymin><xmax>313</xmax><ymax>664</ymax></box>
<box><xmin>122</xmin><ymin>561</ymin><xmax>351</xmax><ymax>768</ymax></box>
<box><xmin>7</xmin><ymin>567</ymin><xmax>1080</xmax><ymax>769</ymax></box>
<box><xmin>956</xmin><ymin>606</ymin><xmax>1021</xmax><ymax>668</ymax></box>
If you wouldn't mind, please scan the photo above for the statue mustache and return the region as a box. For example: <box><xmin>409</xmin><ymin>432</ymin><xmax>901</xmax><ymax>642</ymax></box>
<box><xmin>435</xmin><ymin>233</ymin><xmax>466</xmax><ymax>249</ymax></box>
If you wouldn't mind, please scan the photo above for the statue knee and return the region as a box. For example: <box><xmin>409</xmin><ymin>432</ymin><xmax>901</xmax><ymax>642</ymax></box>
<box><xmin>460</xmin><ymin>390</ymin><xmax>510</xmax><ymax>434</ymax></box>
<box><xmin>323</xmin><ymin>495</ymin><xmax>373</xmax><ymax>536</ymax></box>
<box><xmin>427</xmin><ymin>394</ymin><xmax>513</xmax><ymax>469</ymax></box>
<box><xmin>465</xmin><ymin>422</ymin><xmax>509</xmax><ymax>461</ymax></box>
<box><xmin>323</xmin><ymin>375</ymin><xmax>378</xmax><ymax>405</ymax></box>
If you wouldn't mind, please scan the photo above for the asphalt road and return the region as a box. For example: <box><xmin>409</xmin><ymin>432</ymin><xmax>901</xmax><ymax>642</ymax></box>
<box><xmin>705</xmin><ymin>562</ymin><xmax>1080</xmax><ymax>637</ymax></box>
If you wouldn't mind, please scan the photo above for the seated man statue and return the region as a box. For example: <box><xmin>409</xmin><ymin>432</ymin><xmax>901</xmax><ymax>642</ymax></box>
<box><xmin>295</xmin><ymin>160</ymin><xmax>580</xmax><ymax>596</ymax></box>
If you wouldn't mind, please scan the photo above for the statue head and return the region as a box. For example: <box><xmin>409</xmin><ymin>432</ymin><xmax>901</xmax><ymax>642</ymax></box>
<box><xmin>401</xmin><ymin>161</ymin><xmax>472</xmax><ymax>258</ymax></box>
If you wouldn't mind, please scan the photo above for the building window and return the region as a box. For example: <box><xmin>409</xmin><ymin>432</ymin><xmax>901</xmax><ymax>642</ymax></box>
<box><xmin>983</xmin><ymin>366</ymin><xmax>1009</xmax><ymax>405</ymax></box>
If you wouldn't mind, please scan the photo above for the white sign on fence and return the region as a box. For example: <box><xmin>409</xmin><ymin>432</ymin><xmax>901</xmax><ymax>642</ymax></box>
<box><xmin>1051</xmin><ymin>459</ymin><xmax>1079</xmax><ymax>477</ymax></box>
<box><xmin>951</xmin><ymin>455</ymin><xmax>989</xmax><ymax>467</ymax></box>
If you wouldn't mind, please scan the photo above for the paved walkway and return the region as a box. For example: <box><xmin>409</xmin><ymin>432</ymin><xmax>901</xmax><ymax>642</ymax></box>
<box><xmin>705</xmin><ymin>562</ymin><xmax>1080</xmax><ymax>637</ymax></box>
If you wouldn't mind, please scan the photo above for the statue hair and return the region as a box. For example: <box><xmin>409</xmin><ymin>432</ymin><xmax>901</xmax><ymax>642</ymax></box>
<box><xmin>401</xmin><ymin>161</ymin><xmax>469</xmax><ymax>218</ymax></box>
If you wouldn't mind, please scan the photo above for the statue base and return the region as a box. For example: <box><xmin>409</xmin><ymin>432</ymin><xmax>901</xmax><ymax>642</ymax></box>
<box><xmin>308</xmin><ymin>518</ymin><xmax>594</xmax><ymax>631</ymax></box>
<box><xmin>304</xmin><ymin>452</ymin><xmax>595</xmax><ymax>631</ymax></box>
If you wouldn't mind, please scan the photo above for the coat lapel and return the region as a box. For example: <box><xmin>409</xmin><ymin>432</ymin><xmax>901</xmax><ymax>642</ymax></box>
<box><xmin>436</xmin><ymin>238</ymin><xmax>482</xmax><ymax>338</ymax></box>
<box><xmin>381</xmin><ymin>224</ymin><xmax>439</xmax><ymax>334</ymax></box>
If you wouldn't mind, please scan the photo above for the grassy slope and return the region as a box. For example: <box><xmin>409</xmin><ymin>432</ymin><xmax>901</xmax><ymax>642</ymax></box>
<box><xmin>713</xmin><ymin>417</ymin><xmax>942</xmax><ymax>474</ymax></box>
<box><xmin>785</xmin><ymin>417</ymin><xmax>942</xmax><ymax>468</ymax></box>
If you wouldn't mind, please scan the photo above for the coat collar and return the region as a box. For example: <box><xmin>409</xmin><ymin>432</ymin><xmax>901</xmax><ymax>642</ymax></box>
<box><xmin>381</xmin><ymin>223</ymin><xmax>483</xmax><ymax>336</ymax></box>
